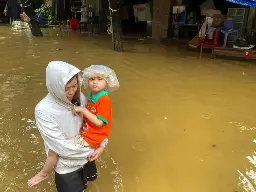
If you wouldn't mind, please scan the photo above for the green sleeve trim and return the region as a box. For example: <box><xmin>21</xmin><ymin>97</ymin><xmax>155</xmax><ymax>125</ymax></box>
<box><xmin>96</xmin><ymin>115</ymin><xmax>108</xmax><ymax>124</ymax></box>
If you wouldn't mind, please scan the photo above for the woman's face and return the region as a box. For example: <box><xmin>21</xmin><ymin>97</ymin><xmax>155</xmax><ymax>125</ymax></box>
<box><xmin>65</xmin><ymin>76</ymin><xmax>78</xmax><ymax>101</ymax></box>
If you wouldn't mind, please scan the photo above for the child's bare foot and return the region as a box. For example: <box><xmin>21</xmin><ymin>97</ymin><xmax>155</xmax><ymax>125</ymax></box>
<box><xmin>27</xmin><ymin>171</ymin><xmax>49</xmax><ymax>187</ymax></box>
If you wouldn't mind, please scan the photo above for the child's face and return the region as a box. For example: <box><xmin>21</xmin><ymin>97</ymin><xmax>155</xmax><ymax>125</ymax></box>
<box><xmin>88</xmin><ymin>76</ymin><xmax>107</xmax><ymax>93</ymax></box>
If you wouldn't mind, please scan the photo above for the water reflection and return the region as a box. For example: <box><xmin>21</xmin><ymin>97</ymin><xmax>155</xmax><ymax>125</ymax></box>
<box><xmin>238</xmin><ymin>141</ymin><xmax>256</xmax><ymax>192</ymax></box>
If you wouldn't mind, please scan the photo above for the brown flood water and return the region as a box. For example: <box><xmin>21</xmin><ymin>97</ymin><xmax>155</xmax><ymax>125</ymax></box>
<box><xmin>1</xmin><ymin>26</ymin><xmax>256</xmax><ymax>192</ymax></box>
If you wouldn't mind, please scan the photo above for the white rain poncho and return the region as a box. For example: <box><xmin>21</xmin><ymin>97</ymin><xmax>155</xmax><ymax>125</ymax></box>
<box><xmin>83</xmin><ymin>65</ymin><xmax>119</xmax><ymax>92</ymax></box>
<box><xmin>35</xmin><ymin>61</ymin><xmax>106</xmax><ymax>174</ymax></box>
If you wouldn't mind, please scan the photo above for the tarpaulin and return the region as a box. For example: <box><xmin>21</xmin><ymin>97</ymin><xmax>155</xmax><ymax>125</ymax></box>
<box><xmin>226</xmin><ymin>0</ymin><xmax>256</xmax><ymax>7</ymax></box>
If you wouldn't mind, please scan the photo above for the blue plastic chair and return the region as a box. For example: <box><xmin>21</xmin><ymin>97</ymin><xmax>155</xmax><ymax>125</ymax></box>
<box><xmin>220</xmin><ymin>19</ymin><xmax>238</xmax><ymax>47</ymax></box>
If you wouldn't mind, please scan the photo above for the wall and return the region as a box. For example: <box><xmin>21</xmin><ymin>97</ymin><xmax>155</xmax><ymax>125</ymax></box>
<box><xmin>46</xmin><ymin>0</ymin><xmax>51</xmax><ymax>6</ymax></box>
<box><xmin>177</xmin><ymin>0</ymin><xmax>182</xmax><ymax>4</ymax></box>
<box><xmin>247</xmin><ymin>7</ymin><xmax>256</xmax><ymax>36</ymax></box>
<box><xmin>88</xmin><ymin>0</ymin><xmax>100</xmax><ymax>16</ymax></box>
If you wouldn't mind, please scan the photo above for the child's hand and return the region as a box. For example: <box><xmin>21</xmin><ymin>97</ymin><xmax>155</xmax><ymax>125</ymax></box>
<box><xmin>70</xmin><ymin>106</ymin><xmax>83</xmax><ymax>115</ymax></box>
<box><xmin>74</xmin><ymin>106</ymin><xmax>83</xmax><ymax>113</ymax></box>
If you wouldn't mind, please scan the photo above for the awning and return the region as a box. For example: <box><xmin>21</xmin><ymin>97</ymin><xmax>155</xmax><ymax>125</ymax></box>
<box><xmin>226</xmin><ymin>0</ymin><xmax>256</xmax><ymax>6</ymax></box>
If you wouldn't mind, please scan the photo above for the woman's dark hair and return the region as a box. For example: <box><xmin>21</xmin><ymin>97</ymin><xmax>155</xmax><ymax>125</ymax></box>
<box><xmin>67</xmin><ymin>74</ymin><xmax>78</xmax><ymax>84</ymax></box>
<box><xmin>71</xmin><ymin>99</ymin><xmax>80</xmax><ymax>106</ymax></box>
<box><xmin>67</xmin><ymin>74</ymin><xmax>81</xmax><ymax>106</ymax></box>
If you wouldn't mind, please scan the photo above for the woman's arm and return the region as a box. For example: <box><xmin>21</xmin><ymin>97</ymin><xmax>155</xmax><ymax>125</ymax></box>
<box><xmin>35</xmin><ymin>109</ymin><xmax>95</xmax><ymax>159</ymax></box>
<box><xmin>88</xmin><ymin>146</ymin><xmax>105</xmax><ymax>161</ymax></box>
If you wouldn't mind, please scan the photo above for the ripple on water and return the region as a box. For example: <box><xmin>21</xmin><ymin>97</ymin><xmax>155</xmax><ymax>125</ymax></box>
<box><xmin>0</xmin><ymin>74</ymin><xmax>25</xmax><ymax>104</ymax></box>
<box><xmin>201</xmin><ymin>112</ymin><xmax>212</xmax><ymax>119</ymax></box>
<box><xmin>97</xmin><ymin>150</ymin><xmax>124</xmax><ymax>192</ymax></box>
<box><xmin>0</xmin><ymin>112</ymin><xmax>52</xmax><ymax>191</ymax></box>
<box><xmin>229</xmin><ymin>121</ymin><xmax>256</xmax><ymax>132</ymax></box>
<box><xmin>0</xmin><ymin>151</ymin><xmax>9</xmax><ymax>163</ymax></box>
<box><xmin>238</xmin><ymin>170</ymin><xmax>256</xmax><ymax>192</ymax></box>
<box><xmin>131</xmin><ymin>141</ymin><xmax>148</xmax><ymax>152</ymax></box>
<box><xmin>237</xmin><ymin>140</ymin><xmax>256</xmax><ymax>192</ymax></box>
<box><xmin>21</xmin><ymin>116</ymin><xmax>36</xmax><ymax>131</ymax></box>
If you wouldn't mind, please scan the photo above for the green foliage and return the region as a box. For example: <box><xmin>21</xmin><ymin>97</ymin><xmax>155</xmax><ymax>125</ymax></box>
<box><xmin>35</xmin><ymin>4</ymin><xmax>59</xmax><ymax>25</ymax></box>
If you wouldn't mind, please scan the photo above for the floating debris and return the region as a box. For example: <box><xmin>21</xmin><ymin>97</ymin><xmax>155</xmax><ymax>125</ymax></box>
<box><xmin>23</xmin><ymin>76</ymin><xmax>32</xmax><ymax>82</ymax></box>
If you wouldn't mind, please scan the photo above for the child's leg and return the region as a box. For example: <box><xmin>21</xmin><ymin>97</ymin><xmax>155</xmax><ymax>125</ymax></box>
<box><xmin>28</xmin><ymin>150</ymin><xmax>58</xmax><ymax>187</ymax></box>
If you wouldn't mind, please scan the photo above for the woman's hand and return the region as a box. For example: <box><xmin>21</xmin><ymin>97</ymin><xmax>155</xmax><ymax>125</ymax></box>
<box><xmin>88</xmin><ymin>146</ymin><xmax>104</xmax><ymax>162</ymax></box>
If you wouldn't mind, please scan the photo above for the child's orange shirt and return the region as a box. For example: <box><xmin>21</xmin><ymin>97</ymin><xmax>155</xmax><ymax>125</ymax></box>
<box><xmin>81</xmin><ymin>90</ymin><xmax>112</xmax><ymax>149</ymax></box>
